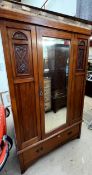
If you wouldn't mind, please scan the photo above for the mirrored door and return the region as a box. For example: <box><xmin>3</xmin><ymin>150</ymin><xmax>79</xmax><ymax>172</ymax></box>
<box><xmin>37</xmin><ymin>27</ymin><xmax>72</xmax><ymax>137</ymax></box>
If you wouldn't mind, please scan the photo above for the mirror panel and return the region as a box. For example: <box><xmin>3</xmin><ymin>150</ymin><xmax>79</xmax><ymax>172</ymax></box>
<box><xmin>42</xmin><ymin>37</ymin><xmax>70</xmax><ymax>133</ymax></box>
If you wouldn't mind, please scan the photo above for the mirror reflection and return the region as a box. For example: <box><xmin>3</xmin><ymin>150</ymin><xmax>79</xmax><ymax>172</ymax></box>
<box><xmin>42</xmin><ymin>37</ymin><xmax>70</xmax><ymax>133</ymax></box>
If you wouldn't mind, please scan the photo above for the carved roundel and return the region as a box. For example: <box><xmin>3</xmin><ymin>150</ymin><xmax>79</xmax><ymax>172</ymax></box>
<box><xmin>12</xmin><ymin>31</ymin><xmax>28</xmax><ymax>40</ymax></box>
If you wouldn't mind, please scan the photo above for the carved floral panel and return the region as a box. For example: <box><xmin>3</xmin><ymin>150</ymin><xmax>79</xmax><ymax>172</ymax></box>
<box><xmin>14</xmin><ymin>44</ymin><xmax>30</xmax><ymax>75</ymax></box>
<box><xmin>76</xmin><ymin>40</ymin><xmax>87</xmax><ymax>71</ymax></box>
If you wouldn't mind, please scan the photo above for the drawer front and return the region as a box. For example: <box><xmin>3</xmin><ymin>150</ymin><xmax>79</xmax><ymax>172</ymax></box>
<box><xmin>65</xmin><ymin>125</ymin><xmax>79</xmax><ymax>139</ymax></box>
<box><xmin>44</xmin><ymin>84</ymin><xmax>51</xmax><ymax>89</ymax></box>
<box><xmin>42</xmin><ymin>135</ymin><xmax>60</xmax><ymax>154</ymax></box>
<box><xmin>45</xmin><ymin>102</ymin><xmax>51</xmax><ymax>112</ymax></box>
<box><xmin>43</xmin><ymin>125</ymin><xmax>80</xmax><ymax>153</ymax></box>
<box><xmin>58</xmin><ymin>125</ymin><xmax>80</xmax><ymax>144</ymax></box>
<box><xmin>22</xmin><ymin>124</ymin><xmax>80</xmax><ymax>168</ymax></box>
<box><xmin>44</xmin><ymin>78</ymin><xmax>51</xmax><ymax>88</ymax></box>
<box><xmin>44</xmin><ymin>95</ymin><xmax>51</xmax><ymax>102</ymax></box>
<box><xmin>44</xmin><ymin>87</ymin><xmax>51</xmax><ymax>96</ymax></box>
<box><xmin>23</xmin><ymin>144</ymin><xmax>42</xmax><ymax>164</ymax></box>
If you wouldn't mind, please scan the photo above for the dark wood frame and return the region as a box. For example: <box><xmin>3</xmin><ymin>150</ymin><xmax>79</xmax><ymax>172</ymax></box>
<box><xmin>36</xmin><ymin>27</ymin><xmax>75</xmax><ymax>138</ymax></box>
<box><xmin>0</xmin><ymin>22</ymin><xmax>42</xmax><ymax>150</ymax></box>
<box><xmin>71</xmin><ymin>34</ymin><xmax>89</xmax><ymax>123</ymax></box>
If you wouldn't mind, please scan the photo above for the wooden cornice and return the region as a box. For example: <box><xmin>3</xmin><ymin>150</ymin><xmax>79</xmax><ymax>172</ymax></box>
<box><xmin>0</xmin><ymin>8</ymin><xmax>91</xmax><ymax>35</ymax></box>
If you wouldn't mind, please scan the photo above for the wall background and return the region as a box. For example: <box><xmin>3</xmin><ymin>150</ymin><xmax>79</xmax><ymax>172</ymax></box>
<box><xmin>76</xmin><ymin>0</ymin><xmax>92</xmax><ymax>20</ymax></box>
<box><xmin>22</xmin><ymin>0</ymin><xmax>77</xmax><ymax>16</ymax></box>
<box><xmin>0</xmin><ymin>32</ymin><xmax>9</xmax><ymax>94</ymax></box>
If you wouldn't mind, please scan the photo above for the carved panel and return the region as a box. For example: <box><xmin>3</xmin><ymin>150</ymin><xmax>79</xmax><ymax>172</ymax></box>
<box><xmin>12</xmin><ymin>31</ymin><xmax>28</xmax><ymax>40</ymax></box>
<box><xmin>76</xmin><ymin>40</ymin><xmax>87</xmax><ymax>71</ymax></box>
<box><xmin>14</xmin><ymin>44</ymin><xmax>30</xmax><ymax>75</ymax></box>
<box><xmin>78</xmin><ymin>40</ymin><xmax>85</xmax><ymax>46</ymax></box>
<box><xmin>77</xmin><ymin>47</ymin><xmax>84</xmax><ymax>70</ymax></box>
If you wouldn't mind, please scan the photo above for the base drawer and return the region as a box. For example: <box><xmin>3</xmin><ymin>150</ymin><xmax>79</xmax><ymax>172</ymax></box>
<box><xmin>58</xmin><ymin>125</ymin><xmax>80</xmax><ymax>144</ymax></box>
<box><xmin>64</xmin><ymin>125</ymin><xmax>80</xmax><ymax>139</ymax></box>
<box><xmin>42</xmin><ymin>135</ymin><xmax>60</xmax><ymax>154</ymax></box>
<box><xmin>43</xmin><ymin>125</ymin><xmax>80</xmax><ymax>153</ymax></box>
<box><xmin>23</xmin><ymin>144</ymin><xmax>42</xmax><ymax>164</ymax></box>
<box><xmin>21</xmin><ymin>124</ymin><xmax>80</xmax><ymax>172</ymax></box>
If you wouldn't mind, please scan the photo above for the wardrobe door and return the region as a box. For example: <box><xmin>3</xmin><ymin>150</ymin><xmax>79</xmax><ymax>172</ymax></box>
<box><xmin>71</xmin><ymin>34</ymin><xmax>88</xmax><ymax>123</ymax></box>
<box><xmin>4</xmin><ymin>24</ymin><xmax>41</xmax><ymax>149</ymax></box>
<box><xmin>37</xmin><ymin>27</ymin><xmax>74</xmax><ymax>138</ymax></box>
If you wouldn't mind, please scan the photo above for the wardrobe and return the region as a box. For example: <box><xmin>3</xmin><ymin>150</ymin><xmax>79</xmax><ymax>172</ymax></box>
<box><xmin>0</xmin><ymin>6</ymin><xmax>91</xmax><ymax>173</ymax></box>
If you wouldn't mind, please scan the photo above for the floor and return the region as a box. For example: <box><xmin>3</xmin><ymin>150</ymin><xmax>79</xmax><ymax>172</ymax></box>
<box><xmin>45</xmin><ymin>107</ymin><xmax>66</xmax><ymax>133</ymax></box>
<box><xmin>83</xmin><ymin>96</ymin><xmax>92</xmax><ymax>124</ymax></box>
<box><xmin>1</xmin><ymin>96</ymin><xmax>92</xmax><ymax>175</ymax></box>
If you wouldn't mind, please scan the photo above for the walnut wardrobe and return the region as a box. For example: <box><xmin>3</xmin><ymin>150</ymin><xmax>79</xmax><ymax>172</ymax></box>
<box><xmin>0</xmin><ymin>7</ymin><xmax>91</xmax><ymax>173</ymax></box>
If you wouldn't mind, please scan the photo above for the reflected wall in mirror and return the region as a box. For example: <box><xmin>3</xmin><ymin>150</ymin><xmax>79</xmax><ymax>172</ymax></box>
<box><xmin>42</xmin><ymin>37</ymin><xmax>70</xmax><ymax>133</ymax></box>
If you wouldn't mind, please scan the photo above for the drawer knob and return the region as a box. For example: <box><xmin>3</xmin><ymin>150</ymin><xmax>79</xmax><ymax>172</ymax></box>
<box><xmin>36</xmin><ymin>149</ymin><xmax>40</xmax><ymax>153</ymax></box>
<box><xmin>36</xmin><ymin>147</ymin><xmax>43</xmax><ymax>153</ymax></box>
<box><xmin>40</xmin><ymin>147</ymin><xmax>43</xmax><ymax>151</ymax></box>
<box><xmin>67</xmin><ymin>131</ymin><xmax>72</xmax><ymax>135</ymax></box>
